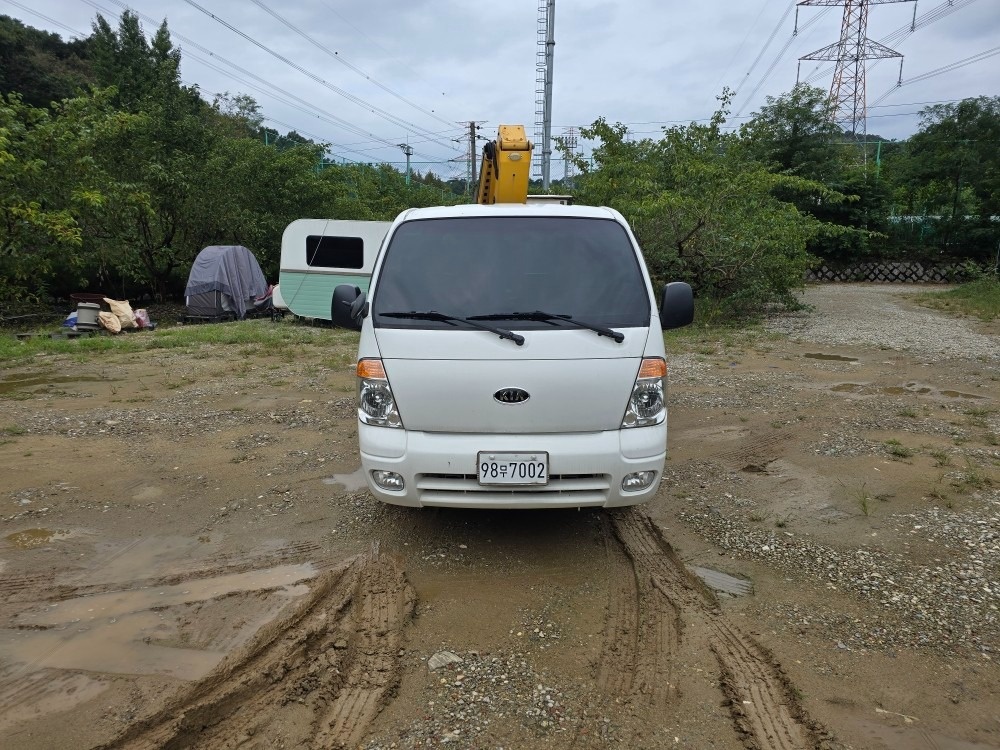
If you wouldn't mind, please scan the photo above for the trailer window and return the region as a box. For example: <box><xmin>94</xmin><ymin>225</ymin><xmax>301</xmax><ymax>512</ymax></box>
<box><xmin>306</xmin><ymin>235</ymin><xmax>364</xmax><ymax>269</ymax></box>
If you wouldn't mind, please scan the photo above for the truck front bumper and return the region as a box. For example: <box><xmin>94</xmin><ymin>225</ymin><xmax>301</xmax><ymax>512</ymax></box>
<box><xmin>358</xmin><ymin>422</ymin><xmax>667</xmax><ymax>509</ymax></box>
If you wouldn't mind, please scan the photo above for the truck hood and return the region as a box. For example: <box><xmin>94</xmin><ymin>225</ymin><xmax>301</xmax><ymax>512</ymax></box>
<box><xmin>374</xmin><ymin>328</ymin><xmax>650</xmax><ymax>434</ymax></box>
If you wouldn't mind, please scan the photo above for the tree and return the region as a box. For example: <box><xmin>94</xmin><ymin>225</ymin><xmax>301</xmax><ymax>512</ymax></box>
<box><xmin>186</xmin><ymin>137</ymin><xmax>335</xmax><ymax>277</ymax></box>
<box><xmin>0</xmin><ymin>15</ymin><xmax>95</xmax><ymax>108</ymax></box>
<box><xmin>0</xmin><ymin>91</ymin><xmax>119</xmax><ymax>300</ymax></box>
<box><xmin>573</xmin><ymin>97</ymin><xmax>848</xmax><ymax>318</ymax></box>
<box><xmin>741</xmin><ymin>84</ymin><xmax>842</xmax><ymax>183</ymax></box>
<box><xmin>739</xmin><ymin>84</ymin><xmax>893</xmax><ymax>266</ymax></box>
<box><xmin>901</xmin><ymin>97</ymin><xmax>1000</xmax><ymax>261</ymax></box>
<box><xmin>80</xmin><ymin>13</ymin><xmax>216</xmax><ymax>297</ymax></box>
<box><xmin>212</xmin><ymin>92</ymin><xmax>264</xmax><ymax>139</ymax></box>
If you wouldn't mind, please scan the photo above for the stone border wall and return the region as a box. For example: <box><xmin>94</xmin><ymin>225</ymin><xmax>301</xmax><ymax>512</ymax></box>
<box><xmin>806</xmin><ymin>262</ymin><xmax>981</xmax><ymax>283</ymax></box>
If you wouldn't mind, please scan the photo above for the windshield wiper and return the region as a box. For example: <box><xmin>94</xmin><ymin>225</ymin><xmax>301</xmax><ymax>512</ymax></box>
<box><xmin>468</xmin><ymin>310</ymin><xmax>625</xmax><ymax>343</ymax></box>
<box><xmin>379</xmin><ymin>310</ymin><xmax>525</xmax><ymax>346</ymax></box>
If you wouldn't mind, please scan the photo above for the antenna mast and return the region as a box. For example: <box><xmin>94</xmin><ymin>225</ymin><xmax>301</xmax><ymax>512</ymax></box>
<box><xmin>534</xmin><ymin>0</ymin><xmax>556</xmax><ymax>190</ymax></box>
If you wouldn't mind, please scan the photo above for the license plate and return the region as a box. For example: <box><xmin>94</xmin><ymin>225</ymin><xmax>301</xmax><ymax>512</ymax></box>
<box><xmin>477</xmin><ymin>452</ymin><xmax>548</xmax><ymax>485</ymax></box>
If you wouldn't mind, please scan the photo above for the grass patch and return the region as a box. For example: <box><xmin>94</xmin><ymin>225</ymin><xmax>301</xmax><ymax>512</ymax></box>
<box><xmin>964</xmin><ymin>406</ymin><xmax>995</xmax><ymax>428</ymax></box>
<box><xmin>1</xmin><ymin>424</ymin><xmax>27</xmax><ymax>436</ymax></box>
<box><xmin>1</xmin><ymin>319</ymin><xmax>359</xmax><ymax>365</ymax></box>
<box><xmin>928</xmin><ymin>449</ymin><xmax>952</xmax><ymax>467</ymax></box>
<box><xmin>951</xmin><ymin>461</ymin><xmax>993</xmax><ymax>494</ymax></box>
<box><xmin>913</xmin><ymin>276</ymin><xmax>1000</xmax><ymax>321</ymax></box>
<box><xmin>884</xmin><ymin>438</ymin><xmax>915</xmax><ymax>459</ymax></box>
<box><xmin>0</xmin><ymin>390</ymin><xmax>33</xmax><ymax>401</ymax></box>
<box><xmin>841</xmin><ymin>480</ymin><xmax>875</xmax><ymax>516</ymax></box>
<box><xmin>663</xmin><ymin>312</ymin><xmax>778</xmax><ymax>356</ymax></box>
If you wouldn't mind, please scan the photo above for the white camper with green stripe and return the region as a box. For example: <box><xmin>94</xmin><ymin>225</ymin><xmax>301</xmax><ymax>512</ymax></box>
<box><xmin>277</xmin><ymin>219</ymin><xmax>391</xmax><ymax>320</ymax></box>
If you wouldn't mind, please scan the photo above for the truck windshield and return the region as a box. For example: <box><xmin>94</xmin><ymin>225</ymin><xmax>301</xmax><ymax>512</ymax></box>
<box><xmin>372</xmin><ymin>217</ymin><xmax>650</xmax><ymax>330</ymax></box>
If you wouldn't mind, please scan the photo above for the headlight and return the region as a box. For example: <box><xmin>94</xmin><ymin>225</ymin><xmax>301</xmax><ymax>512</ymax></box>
<box><xmin>356</xmin><ymin>358</ymin><xmax>403</xmax><ymax>428</ymax></box>
<box><xmin>621</xmin><ymin>357</ymin><xmax>666</xmax><ymax>428</ymax></box>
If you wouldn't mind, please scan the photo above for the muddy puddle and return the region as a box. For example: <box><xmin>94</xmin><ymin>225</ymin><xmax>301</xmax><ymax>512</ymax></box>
<box><xmin>0</xmin><ymin>671</ymin><xmax>109</xmax><ymax>732</ymax></box>
<box><xmin>831</xmin><ymin>382</ymin><xmax>987</xmax><ymax>399</ymax></box>
<box><xmin>805</xmin><ymin>353</ymin><xmax>859</xmax><ymax>362</ymax></box>
<box><xmin>20</xmin><ymin>563</ymin><xmax>316</xmax><ymax>626</ymax></box>
<box><xmin>0</xmin><ymin>563</ymin><xmax>317</xmax><ymax>682</ymax></box>
<box><xmin>840</xmin><ymin>715</ymin><xmax>1000</xmax><ymax>750</ymax></box>
<box><xmin>85</xmin><ymin>534</ymin><xmax>224</xmax><ymax>584</ymax></box>
<box><xmin>0</xmin><ymin>374</ymin><xmax>114</xmax><ymax>394</ymax></box>
<box><xmin>5</xmin><ymin>528</ymin><xmax>71</xmax><ymax>550</ymax></box>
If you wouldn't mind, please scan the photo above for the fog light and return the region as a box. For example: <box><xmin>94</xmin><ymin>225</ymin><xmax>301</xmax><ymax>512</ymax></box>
<box><xmin>621</xmin><ymin>471</ymin><xmax>656</xmax><ymax>492</ymax></box>
<box><xmin>371</xmin><ymin>470</ymin><xmax>405</xmax><ymax>491</ymax></box>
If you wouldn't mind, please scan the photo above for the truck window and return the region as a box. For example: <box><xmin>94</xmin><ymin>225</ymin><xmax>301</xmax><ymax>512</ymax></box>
<box><xmin>372</xmin><ymin>217</ymin><xmax>650</xmax><ymax>329</ymax></box>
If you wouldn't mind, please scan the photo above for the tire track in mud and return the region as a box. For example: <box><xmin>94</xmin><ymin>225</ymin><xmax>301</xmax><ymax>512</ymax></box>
<box><xmin>594</xmin><ymin>516</ymin><xmax>679</xmax><ymax>705</ymax></box>
<box><xmin>586</xmin><ymin>508</ymin><xmax>828</xmax><ymax>750</ymax></box>
<box><xmin>95</xmin><ymin>544</ymin><xmax>414</xmax><ymax>750</ymax></box>
<box><xmin>712</xmin><ymin>429</ymin><xmax>801</xmax><ymax>467</ymax></box>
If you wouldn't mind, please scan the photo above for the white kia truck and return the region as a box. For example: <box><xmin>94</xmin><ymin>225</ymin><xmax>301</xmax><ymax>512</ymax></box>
<box><xmin>332</xmin><ymin>203</ymin><xmax>694</xmax><ymax>509</ymax></box>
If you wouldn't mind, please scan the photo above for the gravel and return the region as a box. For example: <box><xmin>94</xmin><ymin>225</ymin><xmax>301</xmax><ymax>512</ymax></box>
<box><xmin>766</xmin><ymin>284</ymin><xmax>999</xmax><ymax>362</ymax></box>
<box><xmin>671</xmin><ymin>284</ymin><xmax>1000</xmax><ymax>654</ymax></box>
<box><xmin>679</xmin><ymin>485</ymin><xmax>1000</xmax><ymax>654</ymax></box>
<box><xmin>363</xmin><ymin>650</ymin><xmax>579</xmax><ymax>749</ymax></box>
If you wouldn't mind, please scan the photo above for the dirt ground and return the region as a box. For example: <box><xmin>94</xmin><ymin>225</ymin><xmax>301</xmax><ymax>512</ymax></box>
<box><xmin>1</xmin><ymin>285</ymin><xmax>998</xmax><ymax>750</ymax></box>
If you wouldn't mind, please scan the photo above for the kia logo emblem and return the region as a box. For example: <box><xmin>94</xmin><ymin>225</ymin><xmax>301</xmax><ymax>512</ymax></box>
<box><xmin>494</xmin><ymin>387</ymin><xmax>530</xmax><ymax>404</ymax></box>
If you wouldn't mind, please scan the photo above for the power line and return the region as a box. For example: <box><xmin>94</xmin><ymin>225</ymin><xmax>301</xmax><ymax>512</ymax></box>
<box><xmin>734</xmin><ymin>6</ymin><xmax>833</xmax><ymax>117</ymax></box>
<box><xmin>79</xmin><ymin>0</ymin><xmax>459</xmax><ymax>163</ymax></box>
<box><xmin>738</xmin><ymin>2</ymin><xmax>796</xmax><ymax>92</ymax></box>
<box><xmin>2</xmin><ymin>0</ymin><xmax>83</xmax><ymax>37</ymax></box>
<box><xmin>715</xmin><ymin>0</ymin><xmax>776</xmax><ymax>92</ymax></box>
<box><xmin>246</xmin><ymin>0</ymin><xmax>456</xmax><ymax>129</ymax></box>
<box><xmin>0</xmin><ymin>2</ymin><xmax>474</xmax><ymax>185</ymax></box>
<box><xmin>870</xmin><ymin>44</ymin><xmax>1000</xmax><ymax>108</ymax></box>
<box><xmin>180</xmin><ymin>0</ymin><xmax>458</xmax><ymax>150</ymax></box>
<box><xmin>80</xmin><ymin>0</ymin><xmax>384</xmax><ymax>146</ymax></box>
<box><xmin>185</xmin><ymin>46</ymin><xmax>462</xmax><ymax>160</ymax></box>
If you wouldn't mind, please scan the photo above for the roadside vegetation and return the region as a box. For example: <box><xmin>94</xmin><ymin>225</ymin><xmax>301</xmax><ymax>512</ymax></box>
<box><xmin>913</xmin><ymin>274</ymin><xmax>1000</xmax><ymax>321</ymax></box>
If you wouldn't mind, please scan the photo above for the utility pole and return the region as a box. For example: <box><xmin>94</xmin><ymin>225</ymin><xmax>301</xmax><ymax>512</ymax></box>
<box><xmin>464</xmin><ymin>121</ymin><xmax>482</xmax><ymax>196</ymax></box>
<box><xmin>397</xmin><ymin>143</ymin><xmax>413</xmax><ymax>186</ymax></box>
<box><xmin>797</xmin><ymin>0</ymin><xmax>913</xmax><ymax>138</ymax></box>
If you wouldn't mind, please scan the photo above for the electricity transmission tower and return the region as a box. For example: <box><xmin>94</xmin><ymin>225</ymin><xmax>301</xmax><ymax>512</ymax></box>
<box><xmin>557</xmin><ymin>127</ymin><xmax>578</xmax><ymax>187</ymax></box>
<box><xmin>797</xmin><ymin>0</ymin><xmax>914</xmax><ymax>136</ymax></box>
<box><xmin>534</xmin><ymin>0</ymin><xmax>556</xmax><ymax>190</ymax></box>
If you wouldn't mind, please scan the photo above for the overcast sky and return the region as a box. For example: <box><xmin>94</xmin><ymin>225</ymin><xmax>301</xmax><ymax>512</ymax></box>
<box><xmin>6</xmin><ymin>0</ymin><xmax>999</xmax><ymax>180</ymax></box>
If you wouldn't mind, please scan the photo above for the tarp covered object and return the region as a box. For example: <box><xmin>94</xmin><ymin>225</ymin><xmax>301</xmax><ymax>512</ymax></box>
<box><xmin>184</xmin><ymin>245</ymin><xmax>268</xmax><ymax>320</ymax></box>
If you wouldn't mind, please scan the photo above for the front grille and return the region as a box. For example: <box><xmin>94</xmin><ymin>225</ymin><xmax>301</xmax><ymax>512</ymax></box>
<box><xmin>415</xmin><ymin>473</ymin><xmax>611</xmax><ymax>497</ymax></box>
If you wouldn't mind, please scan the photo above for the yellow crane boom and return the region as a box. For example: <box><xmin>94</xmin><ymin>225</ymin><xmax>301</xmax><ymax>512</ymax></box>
<box><xmin>475</xmin><ymin>125</ymin><xmax>533</xmax><ymax>205</ymax></box>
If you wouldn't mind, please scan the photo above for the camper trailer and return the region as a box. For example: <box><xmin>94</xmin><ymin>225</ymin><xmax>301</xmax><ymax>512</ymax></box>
<box><xmin>277</xmin><ymin>219</ymin><xmax>390</xmax><ymax>321</ymax></box>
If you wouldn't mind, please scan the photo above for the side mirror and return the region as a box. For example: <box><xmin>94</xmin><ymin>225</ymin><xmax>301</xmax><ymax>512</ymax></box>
<box><xmin>332</xmin><ymin>285</ymin><xmax>367</xmax><ymax>330</ymax></box>
<box><xmin>659</xmin><ymin>282</ymin><xmax>694</xmax><ymax>330</ymax></box>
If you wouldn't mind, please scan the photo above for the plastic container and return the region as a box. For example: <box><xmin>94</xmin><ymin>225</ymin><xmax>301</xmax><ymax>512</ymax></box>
<box><xmin>76</xmin><ymin>302</ymin><xmax>100</xmax><ymax>330</ymax></box>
